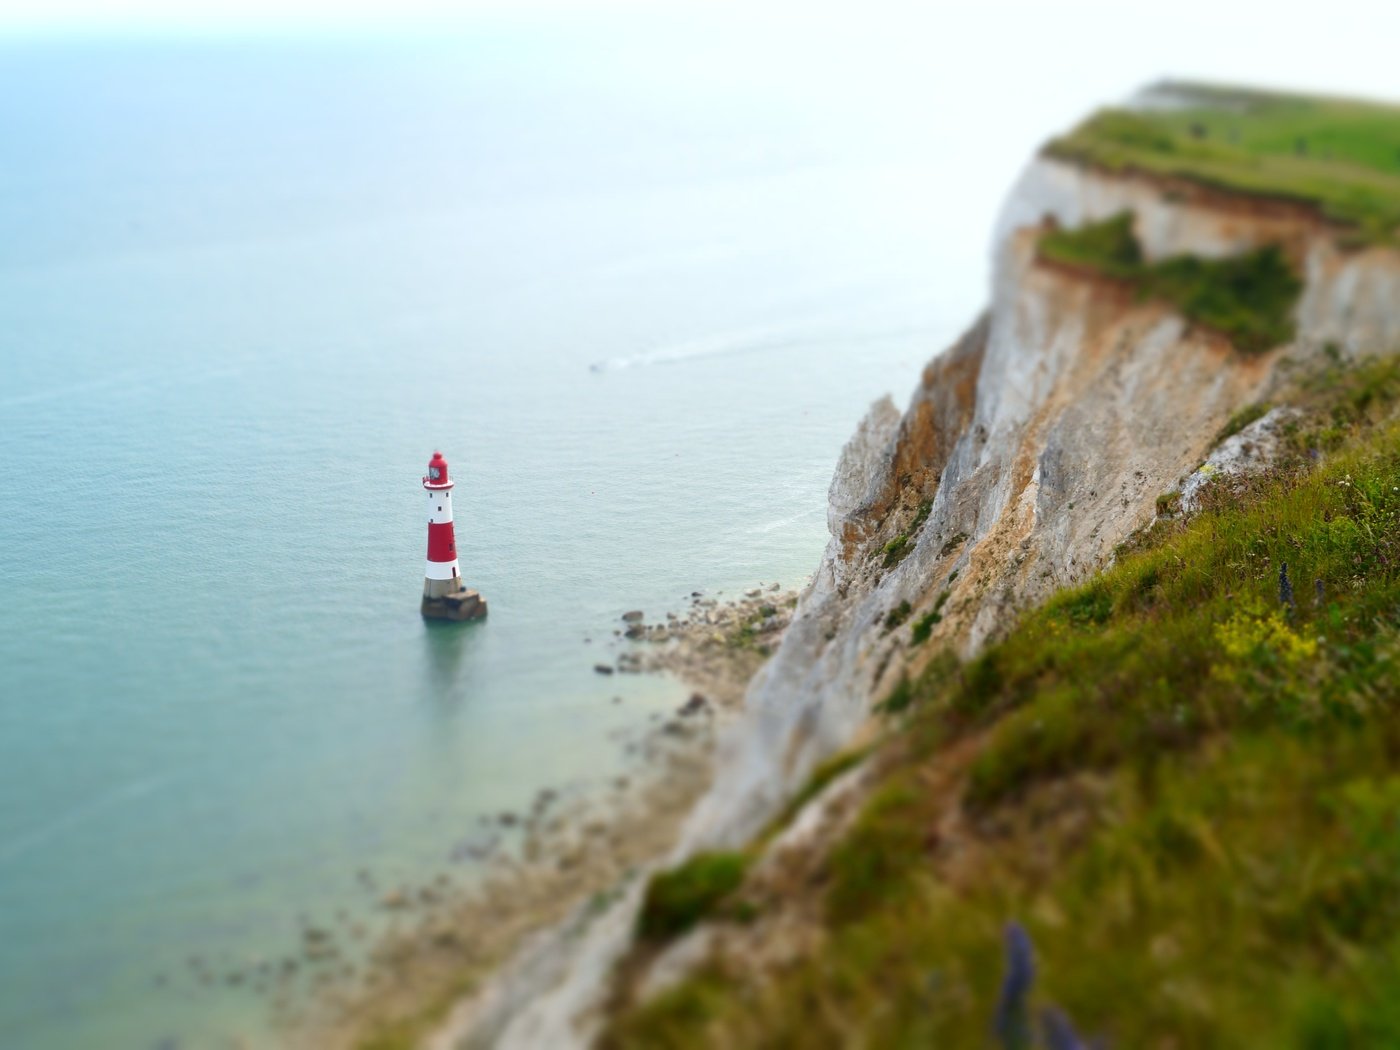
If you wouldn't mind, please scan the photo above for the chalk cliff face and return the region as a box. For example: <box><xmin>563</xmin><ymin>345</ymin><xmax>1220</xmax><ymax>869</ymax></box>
<box><xmin>680</xmin><ymin>154</ymin><xmax>1400</xmax><ymax>850</ymax></box>
<box><xmin>449</xmin><ymin>151</ymin><xmax>1400</xmax><ymax>1049</ymax></box>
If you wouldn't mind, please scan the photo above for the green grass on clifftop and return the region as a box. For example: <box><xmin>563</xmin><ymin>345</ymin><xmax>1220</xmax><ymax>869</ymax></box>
<box><xmin>1039</xmin><ymin>212</ymin><xmax>1303</xmax><ymax>352</ymax></box>
<box><xmin>1045</xmin><ymin>83</ymin><xmax>1400</xmax><ymax>243</ymax></box>
<box><xmin>604</xmin><ymin>356</ymin><xmax>1400</xmax><ymax>1049</ymax></box>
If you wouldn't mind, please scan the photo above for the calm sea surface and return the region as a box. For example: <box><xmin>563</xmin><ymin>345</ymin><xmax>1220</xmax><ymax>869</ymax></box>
<box><xmin>0</xmin><ymin>28</ymin><xmax>985</xmax><ymax>1048</ymax></box>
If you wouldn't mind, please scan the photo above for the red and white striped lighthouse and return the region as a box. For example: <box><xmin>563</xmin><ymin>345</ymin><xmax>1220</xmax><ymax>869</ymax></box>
<box><xmin>420</xmin><ymin>451</ymin><xmax>487</xmax><ymax>621</ymax></box>
<box><xmin>423</xmin><ymin>451</ymin><xmax>460</xmax><ymax>594</ymax></box>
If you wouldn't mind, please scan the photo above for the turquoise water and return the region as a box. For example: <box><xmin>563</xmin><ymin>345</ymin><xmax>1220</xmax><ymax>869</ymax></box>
<box><xmin>0</xmin><ymin>30</ymin><xmax>980</xmax><ymax>1049</ymax></box>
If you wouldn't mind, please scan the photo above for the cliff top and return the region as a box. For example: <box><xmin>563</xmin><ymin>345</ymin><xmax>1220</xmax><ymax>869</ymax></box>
<box><xmin>1045</xmin><ymin>81</ymin><xmax>1400</xmax><ymax>241</ymax></box>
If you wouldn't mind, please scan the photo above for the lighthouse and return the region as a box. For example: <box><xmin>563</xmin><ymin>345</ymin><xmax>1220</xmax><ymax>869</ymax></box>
<box><xmin>420</xmin><ymin>451</ymin><xmax>487</xmax><ymax>622</ymax></box>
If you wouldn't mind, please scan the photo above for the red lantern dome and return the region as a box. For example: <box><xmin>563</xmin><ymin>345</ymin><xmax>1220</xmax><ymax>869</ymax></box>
<box><xmin>423</xmin><ymin>451</ymin><xmax>453</xmax><ymax>490</ymax></box>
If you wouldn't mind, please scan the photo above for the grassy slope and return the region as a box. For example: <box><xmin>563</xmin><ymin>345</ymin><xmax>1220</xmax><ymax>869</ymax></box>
<box><xmin>1044</xmin><ymin>83</ymin><xmax>1400</xmax><ymax>242</ymax></box>
<box><xmin>607</xmin><ymin>357</ymin><xmax>1400</xmax><ymax>1048</ymax></box>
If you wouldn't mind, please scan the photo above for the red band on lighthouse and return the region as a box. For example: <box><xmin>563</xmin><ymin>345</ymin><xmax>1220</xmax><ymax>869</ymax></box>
<box><xmin>427</xmin><ymin>522</ymin><xmax>456</xmax><ymax>563</ymax></box>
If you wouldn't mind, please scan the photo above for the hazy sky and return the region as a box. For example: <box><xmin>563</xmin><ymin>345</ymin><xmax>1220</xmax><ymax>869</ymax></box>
<box><xmin>3</xmin><ymin>0</ymin><xmax>1399</xmax><ymax>91</ymax></box>
<box><xmin>5</xmin><ymin>0</ymin><xmax>1397</xmax><ymax>104</ymax></box>
<box><xmin>4</xmin><ymin>0</ymin><xmax>1398</xmax><ymax>286</ymax></box>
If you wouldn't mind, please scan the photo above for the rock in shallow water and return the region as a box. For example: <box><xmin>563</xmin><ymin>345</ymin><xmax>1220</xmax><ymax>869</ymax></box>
<box><xmin>678</xmin><ymin>693</ymin><xmax>708</xmax><ymax>717</ymax></box>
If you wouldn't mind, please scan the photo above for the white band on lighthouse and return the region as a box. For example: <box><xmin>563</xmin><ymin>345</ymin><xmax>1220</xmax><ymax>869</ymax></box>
<box><xmin>425</xmin><ymin>558</ymin><xmax>460</xmax><ymax>581</ymax></box>
<box><xmin>427</xmin><ymin>488</ymin><xmax>453</xmax><ymax>525</ymax></box>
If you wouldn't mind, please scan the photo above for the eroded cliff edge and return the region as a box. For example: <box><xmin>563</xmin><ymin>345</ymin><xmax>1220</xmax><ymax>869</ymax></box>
<box><xmin>441</xmin><ymin>88</ymin><xmax>1400</xmax><ymax>1049</ymax></box>
<box><xmin>681</xmin><ymin>152</ymin><xmax>1400</xmax><ymax>855</ymax></box>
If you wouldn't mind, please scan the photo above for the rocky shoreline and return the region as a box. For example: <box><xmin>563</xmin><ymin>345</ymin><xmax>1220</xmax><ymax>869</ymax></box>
<box><xmin>278</xmin><ymin>583</ymin><xmax>796</xmax><ymax>1048</ymax></box>
<box><xmin>603</xmin><ymin>582</ymin><xmax>796</xmax><ymax>705</ymax></box>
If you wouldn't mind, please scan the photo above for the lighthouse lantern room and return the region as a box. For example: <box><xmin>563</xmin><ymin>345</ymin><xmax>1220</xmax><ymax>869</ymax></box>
<box><xmin>420</xmin><ymin>451</ymin><xmax>487</xmax><ymax>622</ymax></box>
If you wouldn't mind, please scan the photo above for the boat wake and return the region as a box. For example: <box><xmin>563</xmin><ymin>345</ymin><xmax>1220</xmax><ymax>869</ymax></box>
<box><xmin>0</xmin><ymin>775</ymin><xmax>171</xmax><ymax>869</ymax></box>
<box><xmin>589</xmin><ymin>320</ymin><xmax>927</xmax><ymax>374</ymax></box>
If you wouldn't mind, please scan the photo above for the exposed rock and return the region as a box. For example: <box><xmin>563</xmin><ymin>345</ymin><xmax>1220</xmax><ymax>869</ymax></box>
<box><xmin>592</xmin><ymin>664</ymin><xmax>614</xmax><ymax>676</ymax></box>
<box><xmin>678</xmin><ymin>694</ymin><xmax>708</xmax><ymax>717</ymax></box>
<box><xmin>635</xmin><ymin>926</ymin><xmax>716</xmax><ymax>1003</ymax></box>
<box><xmin>1179</xmin><ymin>407</ymin><xmax>1303</xmax><ymax>512</ymax></box>
<box><xmin>621</xmin><ymin>610</ymin><xmax>644</xmax><ymax>623</ymax></box>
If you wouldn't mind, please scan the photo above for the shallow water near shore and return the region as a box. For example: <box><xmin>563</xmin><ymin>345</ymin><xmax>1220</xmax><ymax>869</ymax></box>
<box><xmin>0</xmin><ymin>31</ymin><xmax>979</xmax><ymax>1049</ymax></box>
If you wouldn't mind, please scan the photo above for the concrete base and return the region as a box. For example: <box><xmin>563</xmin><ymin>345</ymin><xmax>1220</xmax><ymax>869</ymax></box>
<box><xmin>424</xmin><ymin>574</ymin><xmax>468</xmax><ymax>599</ymax></box>
<box><xmin>421</xmin><ymin>587</ymin><xmax>488</xmax><ymax>622</ymax></box>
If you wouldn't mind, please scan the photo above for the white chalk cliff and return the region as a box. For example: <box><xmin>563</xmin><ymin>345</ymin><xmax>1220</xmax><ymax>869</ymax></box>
<box><xmin>441</xmin><ymin>145</ymin><xmax>1400</xmax><ymax>1050</ymax></box>
<box><xmin>679</xmin><ymin>153</ymin><xmax>1400</xmax><ymax>855</ymax></box>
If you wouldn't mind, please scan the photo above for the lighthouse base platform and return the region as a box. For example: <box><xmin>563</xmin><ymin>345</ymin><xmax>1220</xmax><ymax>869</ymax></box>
<box><xmin>422</xmin><ymin>587</ymin><xmax>488</xmax><ymax>623</ymax></box>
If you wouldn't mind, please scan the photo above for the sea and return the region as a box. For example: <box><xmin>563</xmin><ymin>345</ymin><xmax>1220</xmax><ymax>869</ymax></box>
<box><xmin>0</xmin><ymin>21</ymin><xmax>997</xmax><ymax>1048</ymax></box>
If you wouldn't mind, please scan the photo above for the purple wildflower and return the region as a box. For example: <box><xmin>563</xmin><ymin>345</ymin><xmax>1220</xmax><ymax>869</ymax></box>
<box><xmin>1279</xmin><ymin>561</ymin><xmax>1295</xmax><ymax>618</ymax></box>
<box><xmin>995</xmin><ymin>921</ymin><xmax>1036</xmax><ymax>1050</ymax></box>
<box><xmin>1314</xmin><ymin>577</ymin><xmax>1325</xmax><ymax>609</ymax></box>
<box><xmin>1041</xmin><ymin>1006</ymin><xmax>1089</xmax><ymax>1050</ymax></box>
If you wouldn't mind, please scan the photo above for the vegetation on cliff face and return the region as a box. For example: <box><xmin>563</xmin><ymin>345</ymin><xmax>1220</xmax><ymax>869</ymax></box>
<box><xmin>604</xmin><ymin>356</ymin><xmax>1400</xmax><ymax>1048</ymax></box>
<box><xmin>1038</xmin><ymin>212</ymin><xmax>1303</xmax><ymax>352</ymax></box>
<box><xmin>1044</xmin><ymin>83</ymin><xmax>1400</xmax><ymax>243</ymax></box>
<box><xmin>882</xmin><ymin>499</ymin><xmax>934</xmax><ymax>568</ymax></box>
<box><xmin>637</xmin><ymin>852</ymin><xmax>749</xmax><ymax>941</ymax></box>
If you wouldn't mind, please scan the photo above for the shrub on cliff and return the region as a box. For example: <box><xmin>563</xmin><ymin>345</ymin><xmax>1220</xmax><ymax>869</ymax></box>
<box><xmin>1142</xmin><ymin>243</ymin><xmax>1302</xmax><ymax>353</ymax></box>
<box><xmin>1038</xmin><ymin>212</ymin><xmax>1302</xmax><ymax>353</ymax></box>
<box><xmin>637</xmin><ymin>852</ymin><xmax>748</xmax><ymax>942</ymax></box>
<box><xmin>1039</xmin><ymin>211</ymin><xmax>1141</xmax><ymax>277</ymax></box>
